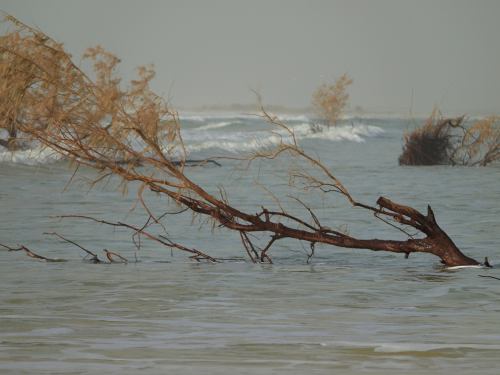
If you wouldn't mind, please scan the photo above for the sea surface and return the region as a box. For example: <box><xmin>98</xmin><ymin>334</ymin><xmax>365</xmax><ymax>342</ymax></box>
<box><xmin>1</xmin><ymin>114</ymin><xmax>499</xmax><ymax>374</ymax></box>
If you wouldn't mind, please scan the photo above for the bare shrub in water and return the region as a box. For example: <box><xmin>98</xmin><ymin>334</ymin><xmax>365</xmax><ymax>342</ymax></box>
<box><xmin>399</xmin><ymin>109</ymin><xmax>500</xmax><ymax>166</ymax></box>
<box><xmin>451</xmin><ymin>115</ymin><xmax>500</xmax><ymax>166</ymax></box>
<box><xmin>0</xmin><ymin>14</ymin><xmax>484</xmax><ymax>267</ymax></box>
<box><xmin>399</xmin><ymin>109</ymin><xmax>461</xmax><ymax>165</ymax></box>
<box><xmin>311</xmin><ymin>74</ymin><xmax>352</xmax><ymax>128</ymax></box>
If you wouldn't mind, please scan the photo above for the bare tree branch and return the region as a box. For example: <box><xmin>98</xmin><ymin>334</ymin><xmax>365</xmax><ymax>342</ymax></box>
<box><xmin>1</xmin><ymin>243</ymin><xmax>63</xmax><ymax>262</ymax></box>
<box><xmin>44</xmin><ymin>231</ymin><xmax>101</xmax><ymax>262</ymax></box>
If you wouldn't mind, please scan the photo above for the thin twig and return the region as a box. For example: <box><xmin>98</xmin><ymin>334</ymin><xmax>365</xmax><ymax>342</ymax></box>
<box><xmin>1</xmin><ymin>243</ymin><xmax>62</xmax><ymax>262</ymax></box>
<box><xmin>104</xmin><ymin>249</ymin><xmax>128</xmax><ymax>263</ymax></box>
<box><xmin>44</xmin><ymin>231</ymin><xmax>101</xmax><ymax>262</ymax></box>
<box><xmin>478</xmin><ymin>275</ymin><xmax>500</xmax><ymax>281</ymax></box>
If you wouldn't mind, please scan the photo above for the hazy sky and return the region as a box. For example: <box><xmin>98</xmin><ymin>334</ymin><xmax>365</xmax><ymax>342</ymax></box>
<box><xmin>1</xmin><ymin>0</ymin><xmax>500</xmax><ymax>114</ymax></box>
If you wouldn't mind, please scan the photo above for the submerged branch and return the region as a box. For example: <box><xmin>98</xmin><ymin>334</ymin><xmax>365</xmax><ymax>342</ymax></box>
<box><xmin>55</xmin><ymin>215</ymin><xmax>218</xmax><ymax>263</ymax></box>
<box><xmin>478</xmin><ymin>275</ymin><xmax>500</xmax><ymax>281</ymax></box>
<box><xmin>44</xmin><ymin>231</ymin><xmax>101</xmax><ymax>263</ymax></box>
<box><xmin>0</xmin><ymin>243</ymin><xmax>64</xmax><ymax>262</ymax></box>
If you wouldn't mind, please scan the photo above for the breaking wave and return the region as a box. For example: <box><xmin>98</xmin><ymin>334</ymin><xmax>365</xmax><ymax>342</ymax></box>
<box><xmin>196</xmin><ymin>121</ymin><xmax>236</xmax><ymax>131</ymax></box>
<box><xmin>0</xmin><ymin>117</ymin><xmax>384</xmax><ymax>164</ymax></box>
<box><xmin>179</xmin><ymin>113</ymin><xmax>311</xmax><ymax>123</ymax></box>
<box><xmin>184</xmin><ymin>123</ymin><xmax>384</xmax><ymax>153</ymax></box>
<box><xmin>292</xmin><ymin>123</ymin><xmax>384</xmax><ymax>142</ymax></box>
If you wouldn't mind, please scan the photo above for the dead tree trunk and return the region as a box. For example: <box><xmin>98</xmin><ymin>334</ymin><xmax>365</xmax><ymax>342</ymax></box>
<box><xmin>374</xmin><ymin>198</ymin><xmax>478</xmax><ymax>266</ymax></box>
<box><xmin>163</xmin><ymin>181</ymin><xmax>479</xmax><ymax>266</ymax></box>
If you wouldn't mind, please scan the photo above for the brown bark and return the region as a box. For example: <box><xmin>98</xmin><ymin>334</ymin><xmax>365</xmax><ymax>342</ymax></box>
<box><xmin>374</xmin><ymin>197</ymin><xmax>479</xmax><ymax>266</ymax></box>
<box><xmin>172</xmin><ymin>189</ymin><xmax>480</xmax><ymax>266</ymax></box>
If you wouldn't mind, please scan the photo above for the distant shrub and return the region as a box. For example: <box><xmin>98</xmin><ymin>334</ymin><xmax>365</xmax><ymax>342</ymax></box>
<box><xmin>399</xmin><ymin>109</ymin><xmax>459</xmax><ymax>165</ymax></box>
<box><xmin>311</xmin><ymin>74</ymin><xmax>352</xmax><ymax>128</ymax></box>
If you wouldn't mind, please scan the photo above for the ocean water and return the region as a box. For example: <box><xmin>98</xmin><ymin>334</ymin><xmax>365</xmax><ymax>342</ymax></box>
<box><xmin>0</xmin><ymin>114</ymin><xmax>499</xmax><ymax>374</ymax></box>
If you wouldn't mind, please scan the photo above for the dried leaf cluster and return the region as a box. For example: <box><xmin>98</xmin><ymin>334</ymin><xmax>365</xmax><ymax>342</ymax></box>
<box><xmin>0</xmin><ymin>14</ymin><xmax>181</xmax><ymax>162</ymax></box>
<box><xmin>311</xmin><ymin>74</ymin><xmax>352</xmax><ymax>127</ymax></box>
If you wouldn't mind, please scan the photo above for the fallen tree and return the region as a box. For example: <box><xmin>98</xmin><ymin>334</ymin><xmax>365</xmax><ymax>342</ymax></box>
<box><xmin>399</xmin><ymin>109</ymin><xmax>500</xmax><ymax>166</ymax></box>
<box><xmin>0</xmin><ymin>14</ymin><xmax>486</xmax><ymax>267</ymax></box>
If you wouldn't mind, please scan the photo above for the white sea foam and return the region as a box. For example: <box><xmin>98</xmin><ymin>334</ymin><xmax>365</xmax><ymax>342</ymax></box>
<box><xmin>179</xmin><ymin>115</ymin><xmax>206</xmax><ymax>122</ymax></box>
<box><xmin>0</xmin><ymin>120</ymin><xmax>384</xmax><ymax>163</ymax></box>
<box><xmin>179</xmin><ymin>113</ymin><xmax>256</xmax><ymax>122</ymax></box>
<box><xmin>373</xmin><ymin>342</ymin><xmax>500</xmax><ymax>353</ymax></box>
<box><xmin>318</xmin><ymin>340</ymin><xmax>500</xmax><ymax>352</ymax></box>
<box><xmin>445</xmin><ymin>265</ymin><xmax>484</xmax><ymax>270</ymax></box>
<box><xmin>196</xmin><ymin>121</ymin><xmax>235</xmax><ymax>131</ymax></box>
<box><xmin>273</xmin><ymin>114</ymin><xmax>310</xmax><ymax>122</ymax></box>
<box><xmin>185</xmin><ymin>123</ymin><xmax>384</xmax><ymax>153</ymax></box>
<box><xmin>178</xmin><ymin>112</ymin><xmax>311</xmax><ymax>122</ymax></box>
<box><xmin>0</xmin><ymin>145</ymin><xmax>61</xmax><ymax>165</ymax></box>
<box><xmin>292</xmin><ymin>123</ymin><xmax>385</xmax><ymax>142</ymax></box>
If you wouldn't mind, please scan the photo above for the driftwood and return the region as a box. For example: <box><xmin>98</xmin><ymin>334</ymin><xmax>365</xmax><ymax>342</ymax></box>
<box><xmin>0</xmin><ymin>243</ymin><xmax>64</xmax><ymax>262</ymax></box>
<box><xmin>1</xmin><ymin>233</ymin><xmax>131</xmax><ymax>264</ymax></box>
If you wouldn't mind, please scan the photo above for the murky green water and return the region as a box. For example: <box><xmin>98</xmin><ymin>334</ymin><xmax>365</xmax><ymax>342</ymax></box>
<box><xmin>1</xmin><ymin>116</ymin><xmax>499</xmax><ymax>374</ymax></box>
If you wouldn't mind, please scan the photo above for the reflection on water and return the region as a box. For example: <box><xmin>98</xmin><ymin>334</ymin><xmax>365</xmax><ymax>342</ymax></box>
<box><xmin>1</xmin><ymin>116</ymin><xmax>499</xmax><ymax>374</ymax></box>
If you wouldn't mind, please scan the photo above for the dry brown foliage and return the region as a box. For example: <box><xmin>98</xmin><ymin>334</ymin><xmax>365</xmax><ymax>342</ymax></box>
<box><xmin>0</xmin><ymin>14</ymin><xmax>179</xmax><ymax>159</ymax></box>
<box><xmin>0</xmin><ymin>15</ymin><xmax>482</xmax><ymax>267</ymax></box>
<box><xmin>400</xmin><ymin>108</ymin><xmax>500</xmax><ymax>166</ymax></box>
<box><xmin>452</xmin><ymin>116</ymin><xmax>500</xmax><ymax>166</ymax></box>
<box><xmin>311</xmin><ymin>74</ymin><xmax>352</xmax><ymax>127</ymax></box>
